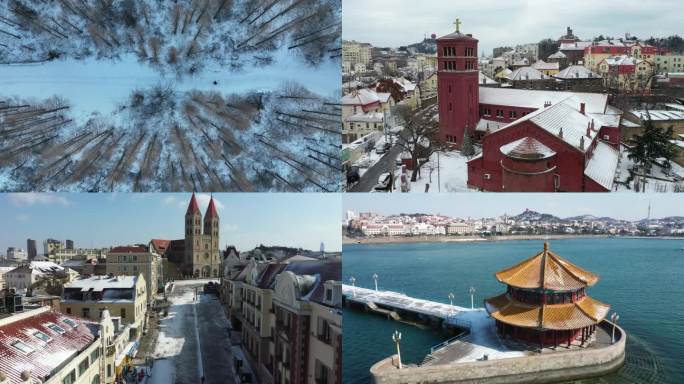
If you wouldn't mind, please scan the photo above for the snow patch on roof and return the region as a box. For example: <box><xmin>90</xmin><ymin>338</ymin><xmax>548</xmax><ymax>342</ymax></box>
<box><xmin>585</xmin><ymin>141</ymin><xmax>619</xmax><ymax>190</ymax></box>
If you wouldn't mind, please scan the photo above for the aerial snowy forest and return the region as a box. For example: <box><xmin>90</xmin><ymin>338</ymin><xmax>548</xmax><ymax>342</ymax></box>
<box><xmin>0</xmin><ymin>0</ymin><xmax>341</xmax><ymax>191</ymax></box>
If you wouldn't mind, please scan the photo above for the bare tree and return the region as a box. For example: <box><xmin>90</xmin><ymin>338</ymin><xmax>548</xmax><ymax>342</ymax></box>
<box><xmin>394</xmin><ymin>104</ymin><xmax>444</xmax><ymax>181</ymax></box>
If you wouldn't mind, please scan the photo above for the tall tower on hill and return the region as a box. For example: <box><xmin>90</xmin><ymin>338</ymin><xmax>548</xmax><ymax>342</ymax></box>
<box><xmin>437</xmin><ymin>18</ymin><xmax>479</xmax><ymax>147</ymax></box>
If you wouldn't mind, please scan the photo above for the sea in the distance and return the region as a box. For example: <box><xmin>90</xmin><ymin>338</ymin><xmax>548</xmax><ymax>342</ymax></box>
<box><xmin>342</xmin><ymin>238</ymin><xmax>684</xmax><ymax>384</ymax></box>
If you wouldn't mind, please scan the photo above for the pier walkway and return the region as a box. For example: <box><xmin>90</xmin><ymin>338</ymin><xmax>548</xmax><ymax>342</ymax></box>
<box><xmin>343</xmin><ymin>285</ymin><xmax>527</xmax><ymax>364</ymax></box>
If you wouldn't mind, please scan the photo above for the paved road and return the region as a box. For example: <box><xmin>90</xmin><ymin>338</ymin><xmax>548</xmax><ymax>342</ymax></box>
<box><xmin>149</xmin><ymin>280</ymin><xmax>234</xmax><ymax>384</ymax></box>
<box><xmin>349</xmin><ymin>131</ymin><xmax>406</xmax><ymax>192</ymax></box>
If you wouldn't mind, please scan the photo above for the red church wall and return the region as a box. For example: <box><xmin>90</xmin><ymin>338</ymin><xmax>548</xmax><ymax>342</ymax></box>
<box><xmin>439</xmin><ymin>73</ymin><xmax>479</xmax><ymax>143</ymax></box>
<box><xmin>468</xmin><ymin>121</ymin><xmax>587</xmax><ymax>192</ymax></box>
<box><xmin>584</xmin><ymin>175</ymin><xmax>611</xmax><ymax>192</ymax></box>
<box><xmin>479</xmin><ymin>103</ymin><xmax>536</xmax><ymax>124</ymax></box>
<box><xmin>437</xmin><ymin>35</ymin><xmax>479</xmax><ymax>146</ymax></box>
<box><xmin>501</xmin><ymin>156</ymin><xmax>557</xmax><ymax>192</ymax></box>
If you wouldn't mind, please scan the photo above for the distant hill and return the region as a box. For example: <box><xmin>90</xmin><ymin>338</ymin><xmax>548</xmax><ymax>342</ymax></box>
<box><xmin>406</xmin><ymin>37</ymin><xmax>437</xmax><ymax>54</ymax></box>
<box><xmin>512</xmin><ymin>209</ymin><xmax>561</xmax><ymax>222</ymax></box>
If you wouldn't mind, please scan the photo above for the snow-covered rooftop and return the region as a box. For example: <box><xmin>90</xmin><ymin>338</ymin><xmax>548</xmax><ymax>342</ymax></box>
<box><xmin>554</xmin><ymin>65</ymin><xmax>600</xmax><ymax>79</ymax></box>
<box><xmin>584</xmin><ymin>141</ymin><xmax>619</xmax><ymax>190</ymax></box>
<box><xmin>601</xmin><ymin>55</ymin><xmax>644</xmax><ymax>66</ymax></box>
<box><xmin>496</xmin><ymin>97</ymin><xmax>603</xmax><ymax>153</ymax></box>
<box><xmin>475</xmin><ymin>118</ymin><xmax>507</xmax><ymax>133</ymax></box>
<box><xmin>345</xmin><ymin>112</ymin><xmax>384</xmax><ymax>123</ymax></box>
<box><xmin>500</xmin><ymin>137</ymin><xmax>556</xmax><ymax>159</ymax></box>
<box><xmin>342</xmin><ymin>89</ymin><xmax>381</xmax><ymax>106</ymax></box>
<box><xmin>548</xmin><ymin>51</ymin><xmax>567</xmax><ymax>59</ymax></box>
<box><xmin>559</xmin><ymin>41</ymin><xmax>592</xmax><ymax>51</ymax></box>
<box><xmin>631</xmin><ymin>110</ymin><xmax>684</xmax><ymax>121</ymax></box>
<box><xmin>479</xmin><ymin>72</ymin><xmax>498</xmax><ymax>85</ymax></box>
<box><xmin>65</xmin><ymin>275</ymin><xmax>138</xmax><ymax>291</ymax></box>
<box><xmin>532</xmin><ymin>60</ymin><xmax>559</xmax><ymax>71</ymax></box>
<box><xmin>479</xmin><ymin>87</ymin><xmax>608</xmax><ymax>114</ymax></box>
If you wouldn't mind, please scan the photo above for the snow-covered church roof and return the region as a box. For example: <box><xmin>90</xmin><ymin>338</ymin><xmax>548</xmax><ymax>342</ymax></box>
<box><xmin>584</xmin><ymin>141</ymin><xmax>619</xmax><ymax>190</ymax></box>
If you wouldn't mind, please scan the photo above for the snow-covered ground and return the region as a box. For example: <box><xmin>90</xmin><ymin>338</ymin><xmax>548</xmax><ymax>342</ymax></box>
<box><xmin>0</xmin><ymin>0</ymin><xmax>341</xmax><ymax>192</ymax></box>
<box><xmin>390</xmin><ymin>150</ymin><xmax>472</xmax><ymax>193</ymax></box>
<box><xmin>615</xmin><ymin>145</ymin><xmax>684</xmax><ymax>192</ymax></box>
<box><xmin>0</xmin><ymin>47</ymin><xmax>340</xmax><ymax>125</ymax></box>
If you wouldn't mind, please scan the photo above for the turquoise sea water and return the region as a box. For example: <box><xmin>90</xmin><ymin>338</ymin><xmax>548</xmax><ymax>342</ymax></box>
<box><xmin>342</xmin><ymin>238</ymin><xmax>684</xmax><ymax>384</ymax></box>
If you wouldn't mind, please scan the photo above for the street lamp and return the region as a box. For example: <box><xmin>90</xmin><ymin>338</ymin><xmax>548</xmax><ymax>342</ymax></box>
<box><xmin>469</xmin><ymin>286</ymin><xmax>476</xmax><ymax>309</ymax></box>
<box><xmin>349</xmin><ymin>276</ymin><xmax>356</xmax><ymax>297</ymax></box>
<box><xmin>372</xmin><ymin>273</ymin><xmax>379</xmax><ymax>291</ymax></box>
<box><xmin>610</xmin><ymin>312</ymin><xmax>620</xmax><ymax>344</ymax></box>
<box><xmin>392</xmin><ymin>330</ymin><xmax>403</xmax><ymax>369</ymax></box>
<box><xmin>448</xmin><ymin>292</ymin><xmax>455</xmax><ymax>307</ymax></box>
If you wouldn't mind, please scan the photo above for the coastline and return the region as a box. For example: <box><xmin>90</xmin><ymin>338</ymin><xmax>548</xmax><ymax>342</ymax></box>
<box><xmin>342</xmin><ymin>234</ymin><xmax>683</xmax><ymax>245</ymax></box>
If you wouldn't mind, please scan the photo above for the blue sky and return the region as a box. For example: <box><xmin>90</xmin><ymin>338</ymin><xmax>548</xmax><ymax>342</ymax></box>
<box><xmin>0</xmin><ymin>193</ymin><xmax>341</xmax><ymax>255</ymax></box>
<box><xmin>343</xmin><ymin>194</ymin><xmax>684</xmax><ymax>220</ymax></box>
<box><xmin>342</xmin><ymin>0</ymin><xmax>684</xmax><ymax>55</ymax></box>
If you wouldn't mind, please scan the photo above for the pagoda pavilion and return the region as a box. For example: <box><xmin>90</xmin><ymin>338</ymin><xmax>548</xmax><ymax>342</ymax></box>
<box><xmin>485</xmin><ymin>243</ymin><xmax>610</xmax><ymax>350</ymax></box>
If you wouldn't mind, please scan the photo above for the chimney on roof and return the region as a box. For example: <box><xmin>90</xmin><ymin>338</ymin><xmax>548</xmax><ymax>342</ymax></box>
<box><xmin>544</xmin><ymin>101</ymin><xmax>551</xmax><ymax>108</ymax></box>
<box><xmin>580</xmin><ymin>136</ymin><xmax>585</xmax><ymax>150</ymax></box>
<box><xmin>586</xmin><ymin>122</ymin><xmax>592</xmax><ymax>137</ymax></box>
<box><xmin>591</xmin><ymin>119</ymin><xmax>596</xmax><ymax>131</ymax></box>
<box><xmin>580</xmin><ymin>102</ymin><xmax>586</xmax><ymax>115</ymax></box>
<box><xmin>558</xmin><ymin>127</ymin><xmax>564</xmax><ymax>138</ymax></box>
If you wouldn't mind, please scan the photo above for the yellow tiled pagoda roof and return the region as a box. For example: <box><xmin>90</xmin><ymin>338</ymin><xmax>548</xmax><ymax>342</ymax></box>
<box><xmin>494</xmin><ymin>243</ymin><xmax>599</xmax><ymax>290</ymax></box>
<box><xmin>485</xmin><ymin>293</ymin><xmax>610</xmax><ymax>330</ymax></box>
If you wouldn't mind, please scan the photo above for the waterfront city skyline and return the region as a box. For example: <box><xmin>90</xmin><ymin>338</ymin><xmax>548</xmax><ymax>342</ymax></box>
<box><xmin>0</xmin><ymin>193</ymin><xmax>342</xmax><ymax>254</ymax></box>
<box><xmin>343</xmin><ymin>194</ymin><xmax>684</xmax><ymax>221</ymax></box>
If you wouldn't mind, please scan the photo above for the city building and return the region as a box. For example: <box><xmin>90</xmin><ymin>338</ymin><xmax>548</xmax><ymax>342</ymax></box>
<box><xmin>341</xmin><ymin>89</ymin><xmax>395</xmax><ymax>144</ymax></box>
<box><xmin>532</xmin><ymin>60</ymin><xmax>560</xmax><ymax>76</ymax></box>
<box><xmin>26</xmin><ymin>239</ymin><xmax>37</xmax><ymax>260</ymax></box>
<box><xmin>222</xmin><ymin>258</ymin><xmax>342</xmax><ymax>384</ymax></box>
<box><xmin>43</xmin><ymin>238</ymin><xmax>64</xmax><ymax>257</ymax></box>
<box><xmin>342</xmin><ymin>40</ymin><xmax>372</xmax><ymax>75</ymax></box>
<box><xmin>654</xmin><ymin>54</ymin><xmax>684</xmax><ymax>74</ymax></box>
<box><xmin>61</xmin><ymin>275</ymin><xmax>147</xmax><ymax>334</ymax></box>
<box><xmin>66</xmin><ymin>240</ymin><xmax>74</xmax><ymax>250</ymax></box>
<box><xmin>552</xmin><ymin>65</ymin><xmax>603</xmax><ymax>91</ymax></box>
<box><xmin>106</xmin><ymin>245</ymin><xmax>161</xmax><ymax>302</ymax></box>
<box><xmin>0</xmin><ymin>304</ymin><xmax>108</xmax><ymax>384</ymax></box>
<box><xmin>437</xmin><ymin>22</ymin><xmax>479</xmax><ymax>146</ymax></box>
<box><xmin>6</xmin><ymin>247</ymin><xmax>27</xmax><ymax>261</ymax></box>
<box><xmin>50</xmin><ymin>248</ymin><xmax>107</xmax><ymax>264</ymax></box>
<box><xmin>597</xmin><ymin>55</ymin><xmax>654</xmax><ymax>92</ymax></box>
<box><xmin>4</xmin><ymin>261</ymin><xmax>67</xmax><ymax>292</ymax></box>
<box><xmin>485</xmin><ymin>243</ymin><xmax>610</xmax><ymax>349</ymax></box>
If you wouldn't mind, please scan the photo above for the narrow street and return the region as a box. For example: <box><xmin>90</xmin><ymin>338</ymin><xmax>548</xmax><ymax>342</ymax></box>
<box><xmin>142</xmin><ymin>279</ymin><xmax>234</xmax><ymax>384</ymax></box>
<box><xmin>349</xmin><ymin>128</ymin><xmax>408</xmax><ymax>192</ymax></box>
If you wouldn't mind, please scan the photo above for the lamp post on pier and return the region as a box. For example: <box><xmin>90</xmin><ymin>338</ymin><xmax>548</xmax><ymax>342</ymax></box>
<box><xmin>349</xmin><ymin>276</ymin><xmax>356</xmax><ymax>297</ymax></box>
<box><xmin>469</xmin><ymin>286</ymin><xmax>476</xmax><ymax>309</ymax></box>
<box><xmin>610</xmin><ymin>312</ymin><xmax>620</xmax><ymax>344</ymax></box>
<box><xmin>373</xmin><ymin>273</ymin><xmax>379</xmax><ymax>291</ymax></box>
<box><xmin>448</xmin><ymin>292</ymin><xmax>455</xmax><ymax>307</ymax></box>
<box><xmin>392</xmin><ymin>330</ymin><xmax>403</xmax><ymax>369</ymax></box>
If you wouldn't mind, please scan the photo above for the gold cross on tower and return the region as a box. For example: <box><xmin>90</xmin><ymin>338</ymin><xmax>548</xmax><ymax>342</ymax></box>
<box><xmin>454</xmin><ymin>18</ymin><xmax>462</xmax><ymax>33</ymax></box>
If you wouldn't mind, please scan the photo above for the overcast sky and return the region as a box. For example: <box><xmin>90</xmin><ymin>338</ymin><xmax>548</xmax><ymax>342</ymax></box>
<box><xmin>343</xmin><ymin>194</ymin><xmax>683</xmax><ymax>221</ymax></box>
<box><xmin>0</xmin><ymin>193</ymin><xmax>341</xmax><ymax>255</ymax></box>
<box><xmin>342</xmin><ymin>0</ymin><xmax>684</xmax><ymax>55</ymax></box>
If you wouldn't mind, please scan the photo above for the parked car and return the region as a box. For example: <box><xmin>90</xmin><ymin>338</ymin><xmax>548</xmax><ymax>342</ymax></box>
<box><xmin>373</xmin><ymin>172</ymin><xmax>393</xmax><ymax>192</ymax></box>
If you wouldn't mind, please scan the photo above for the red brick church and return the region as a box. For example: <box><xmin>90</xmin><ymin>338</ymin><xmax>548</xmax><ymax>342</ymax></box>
<box><xmin>437</xmin><ymin>22</ymin><xmax>622</xmax><ymax>192</ymax></box>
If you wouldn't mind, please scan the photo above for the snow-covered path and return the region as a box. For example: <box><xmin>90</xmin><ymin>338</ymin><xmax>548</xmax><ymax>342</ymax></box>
<box><xmin>0</xmin><ymin>46</ymin><xmax>340</xmax><ymax>124</ymax></box>
<box><xmin>149</xmin><ymin>280</ymin><xmax>234</xmax><ymax>384</ymax></box>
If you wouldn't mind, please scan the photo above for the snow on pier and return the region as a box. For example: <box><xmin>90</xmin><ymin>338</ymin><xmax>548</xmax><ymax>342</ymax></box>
<box><xmin>343</xmin><ymin>285</ymin><xmax>527</xmax><ymax>363</ymax></box>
